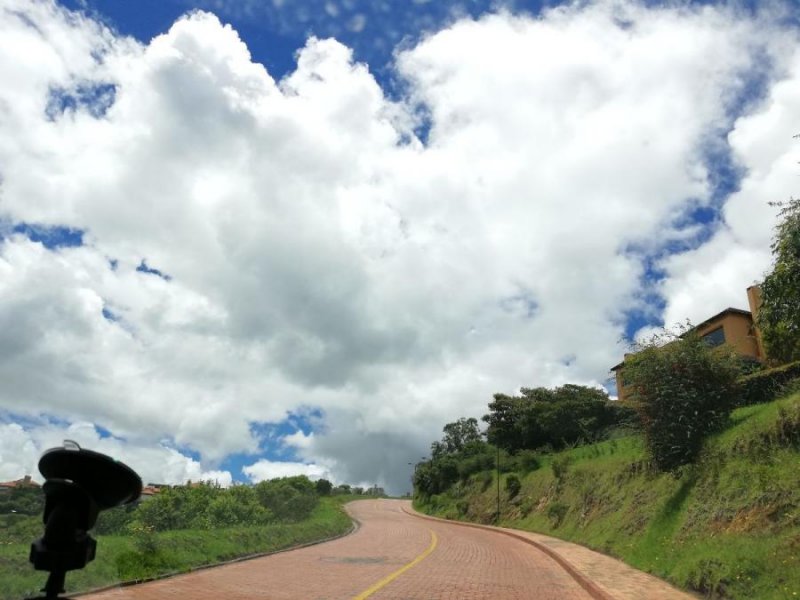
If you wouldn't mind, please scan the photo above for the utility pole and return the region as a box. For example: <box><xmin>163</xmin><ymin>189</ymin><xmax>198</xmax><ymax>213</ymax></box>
<box><xmin>496</xmin><ymin>444</ymin><xmax>500</xmax><ymax>524</ymax></box>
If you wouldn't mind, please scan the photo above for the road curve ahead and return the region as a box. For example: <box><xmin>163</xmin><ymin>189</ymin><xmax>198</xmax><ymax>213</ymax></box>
<box><xmin>84</xmin><ymin>499</ymin><xmax>593</xmax><ymax>600</ymax></box>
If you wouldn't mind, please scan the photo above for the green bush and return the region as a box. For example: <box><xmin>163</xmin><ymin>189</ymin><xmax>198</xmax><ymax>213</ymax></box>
<box><xmin>456</xmin><ymin>451</ymin><xmax>495</xmax><ymax>481</ymax></box>
<box><xmin>512</xmin><ymin>450</ymin><xmax>541</xmax><ymax>474</ymax></box>
<box><xmin>546</xmin><ymin>502</ymin><xmax>569</xmax><ymax>527</ymax></box>
<box><xmin>505</xmin><ymin>474</ymin><xmax>521</xmax><ymax>499</ymax></box>
<box><xmin>207</xmin><ymin>486</ymin><xmax>271</xmax><ymax>527</ymax></box>
<box><xmin>315</xmin><ymin>479</ymin><xmax>333</xmax><ymax>496</ymax></box>
<box><xmin>93</xmin><ymin>504</ymin><xmax>137</xmax><ymax>535</ymax></box>
<box><xmin>254</xmin><ymin>476</ymin><xmax>318</xmax><ymax>522</ymax></box>
<box><xmin>0</xmin><ymin>514</ymin><xmax>41</xmax><ymax>543</ymax></box>
<box><xmin>625</xmin><ymin>330</ymin><xmax>741</xmax><ymax>472</ymax></box>
<box><xmin>737</xmin><ymin>361</ymin><xmax>800</xmax><ymax>406</ymax></box>
<box><xmin>483</xmin><ymin>384</ymin><xmax>635</xmax><ymax>454</ymax></box>
<box><xmin>551</xmin><ymin>455</ymin><xmax>571</xmax><ymax>481</ymax></box>
<box><xmin>477</xmin><ymin>471</ymin><xmax>493</xmax><ymax>492</ymax></box>
<box><xmin>0</xmin><ymin>487</ymin><xmax>43</xmax><ymax>516</ymax></box>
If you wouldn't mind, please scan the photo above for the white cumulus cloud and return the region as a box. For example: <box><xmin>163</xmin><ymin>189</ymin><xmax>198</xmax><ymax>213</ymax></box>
<box><xmin>0</xmin><ymin>0</ymin><xmax>797</xmax><ymax>493</ymax></box>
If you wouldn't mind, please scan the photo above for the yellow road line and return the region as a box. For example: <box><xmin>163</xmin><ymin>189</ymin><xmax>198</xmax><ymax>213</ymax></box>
<box><xmin>352</xmin><ymin>530</ymin><xmax>438</xmax><ymax>600</ymax></box>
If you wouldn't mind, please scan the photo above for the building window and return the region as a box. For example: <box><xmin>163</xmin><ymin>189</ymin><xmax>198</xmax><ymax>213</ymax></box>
<box><xmin>702</xmin><ymin>327</ymin><xmax>725</xmax><ymax>347</ymax></box>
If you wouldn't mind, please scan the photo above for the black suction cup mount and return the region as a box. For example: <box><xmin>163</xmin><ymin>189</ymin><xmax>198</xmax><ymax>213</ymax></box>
<box><xmin>29</xmin><ymin>441</ymin><xmax>142</xmax><ymax>600</ymax></box>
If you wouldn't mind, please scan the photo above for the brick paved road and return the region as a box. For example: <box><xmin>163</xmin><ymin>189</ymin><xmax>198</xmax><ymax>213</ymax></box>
<box><xmin>83</xmin><ymin>499</ymin><xmax>593</xmax><ymax>600</ymax></box>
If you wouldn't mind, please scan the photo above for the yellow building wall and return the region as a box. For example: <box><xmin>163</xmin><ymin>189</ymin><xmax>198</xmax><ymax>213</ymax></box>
<box><xmin>695</xmin><ymin>313</ymin><xmax>761</xmax><ymax>360</ymax></box>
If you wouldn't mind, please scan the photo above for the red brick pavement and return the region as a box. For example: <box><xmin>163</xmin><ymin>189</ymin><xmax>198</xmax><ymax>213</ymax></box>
<box><xmin>81</xmin><ymin>499</ymin><xmax>593</xmax><ymax>600</ymax></box>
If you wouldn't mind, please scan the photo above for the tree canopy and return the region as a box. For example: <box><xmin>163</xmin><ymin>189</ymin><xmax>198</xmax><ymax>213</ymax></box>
<box><xmin>759</xmin><ymin>197</ymin><xmax>800</xmax><ymax>364</ymax></box>
<box><xmin>482</xmin><ymin>384</ymin><xmax>633</xmax><ymax>453</ymax></box>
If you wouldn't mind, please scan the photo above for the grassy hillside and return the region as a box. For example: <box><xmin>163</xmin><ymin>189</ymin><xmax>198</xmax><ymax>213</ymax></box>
<box><xmin>0</xmin><ymin>495</ymin><xmax>356</xmax><ymax>600</ymax></box>
<box><xmin>416</xmin><ymin>392</ymin><xmax>800</xmax><ymax>599</ymax></box>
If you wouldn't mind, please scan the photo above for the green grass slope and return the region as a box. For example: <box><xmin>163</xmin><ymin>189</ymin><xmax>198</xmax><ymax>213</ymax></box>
<box><xmin>416</xmin><ymin>392</ymin><xmax>800</xmax><ymax>599</ymax></box>
<box><xmin>0</xmin><ymin>495</ymin><xmax>356</xmax><ymax>600</ymax></box>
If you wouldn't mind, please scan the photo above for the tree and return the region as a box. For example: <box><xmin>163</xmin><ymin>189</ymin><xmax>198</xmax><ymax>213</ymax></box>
<box><xmin>483</xmin><ymin>384</ymin><xmax>628</xmax><ymax>453</ymax></box>
<box><xmin>483</xmin><ymin>393</ymin><xmax>527</xmax><ymax>451</ymax></box>
<box><xmin>624</xmin><ymin>329</ymin><xmax>740</xmax><ymax>471</ymax></box>
<box><xmin>315</xmin><ymin>478</ymin><xmax>333</xmax><ymax>496</ymax></box>
<box><xmin>759</xmin><ymin>197</ymin><xmax>800</xmax><ymax>364</ymax></box>
<box><xmin>433</xmin><ymin>418</ymin><xmax>483</xmax><ymax>458</ymax></box>
<box><xmin>254</xmin><ymin>476</ymin><xmax>318</xmax><ymax>522</ymax></box>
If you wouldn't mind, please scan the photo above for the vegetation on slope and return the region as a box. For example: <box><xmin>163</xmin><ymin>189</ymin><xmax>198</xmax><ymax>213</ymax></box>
<box><xmin>0</xmin><ymin>481</ymin><xmax>363</xmax><ymax>600</ymax></box>
<box><xmin>415</xmin><ymin>390</ymin><xmax>800</xmax><ymax>599</ymax></box>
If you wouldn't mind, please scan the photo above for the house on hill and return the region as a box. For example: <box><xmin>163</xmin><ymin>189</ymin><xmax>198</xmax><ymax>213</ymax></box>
<box><xmin>612</xmin><ymin>285</ymin><xmax>766</xmax><ymax>403</ymax></box>
<box><xmin>0</xmin><ymin>475</ymin><xmax>40</xmax><ymax>493</ymax></box>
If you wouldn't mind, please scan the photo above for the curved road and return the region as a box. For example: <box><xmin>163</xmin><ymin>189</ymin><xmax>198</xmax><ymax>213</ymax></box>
<box><xmin>85</xmin><ymin>499</ymin><xmax>593</xmax><ymax>600</ymax></box>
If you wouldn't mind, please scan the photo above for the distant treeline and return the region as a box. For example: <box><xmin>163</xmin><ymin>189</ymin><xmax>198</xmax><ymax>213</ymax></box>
<box><xmin>414</xmin><ymin>385</ymin><xmax>637</xmax><ymax>496</ymax></box>
<box><xmin>0</xmin><ymin>476</ymin><xmax>385</xmax><ymax>540</ymax></box>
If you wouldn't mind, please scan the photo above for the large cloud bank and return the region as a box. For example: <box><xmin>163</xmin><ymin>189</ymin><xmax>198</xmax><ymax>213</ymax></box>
<box><xmin>0</xmin><ymin>0</ymin><xmax>798</xmax><ymax>492</ymax></box>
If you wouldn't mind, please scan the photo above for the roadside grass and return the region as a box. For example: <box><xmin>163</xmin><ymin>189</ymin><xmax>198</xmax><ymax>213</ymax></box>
<box><xmin>0</xmin><ymin>495</ymin><xmax>357</xmax><ymax>600</ymax></box>
<box><xmin>416</xmin><ymin>392</ymin><xmax>800</xmax><ymax>599</ymax></box>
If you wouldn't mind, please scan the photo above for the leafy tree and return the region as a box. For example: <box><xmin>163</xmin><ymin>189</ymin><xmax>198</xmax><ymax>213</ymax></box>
<box><xmin>483</xmin><ymin>393</ymin><xmax>527</xmax><ymax>451</ymax></box>
<box><xmin>93</xmin><ymin>504</ymin><xmax>137</xmax><ymax>534</ymax></box>
<box><xmin>436</xmin><ymin>418</ymin><xmax>482</xmax><ymax>456</ymax></box>
<box><xmin>254</xmin><ymin>476</ymin><xmax>318</xmax><ymax>522</ymax></box>
<box><xmin>207</xmin><ymin>486</ymin><xmax>270</xmax><ymax>527</ymax></box>
<box><xmin>624</xmin><ymin>329</ymin><xmax>740</xmax><ymax>471</ymax></box>
<box><xmin>315</xmin><ymin>478</ymin><xmax>333</xmax><ymax>496</ymax></box>
<box><xmin>759</xmin><ymin>197</ymin><xmax>800</xmax><ymax>363</ymax></box>
<box><xmin>412</xmin><ymin>455</ymin><xmax>460</xmax><ymax>497</ymax></box>
<box><xmin>0</xmin><ymin>486</ymin><xmax>43</xmax><ymax>516</ymax></box>
<box><xmin>483</xmin><ymin>384</ymin><xmax>630</xmax><ymax>453</ymax></box>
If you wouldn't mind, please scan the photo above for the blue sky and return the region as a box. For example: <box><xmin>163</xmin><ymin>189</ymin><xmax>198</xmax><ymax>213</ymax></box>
<box><xmin>1</xmin><ymin>0</ymin><xmax>798</xmax><ymax>492</ymax></box>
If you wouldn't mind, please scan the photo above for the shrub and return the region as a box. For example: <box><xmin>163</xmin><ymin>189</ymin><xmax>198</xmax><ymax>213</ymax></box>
<box><xmin>315</xmin><ymin>479</ymin><xmax>333</xmax><ymax>496</ymax></box>
<box><xmin>737</xmin><ymin>360</ymin><xmax>800</xmax><ymax>406</ymax></box>
<box><xmin>412</xmin><ymin>457</ymin><xmax>459</xmax><ymax>497</ymax></box>
<box><xmin>505</xmin><ymin>474</ymin><xmax>521</xmax><ymax>499</ymax></box>
<box><xmin>130</xmin><ymin>524</ymin><xmax>159</xmax><ymax>555</ymax></box>
<box><xmin>551</xmin><ymin>456</ymin><xmax>571</xmax><ymax>481</ymax></box>
<box><xmin>457</xmin><ymin>451</ymin><xmax>495</xmax><ymax>481</ymax></box>
<box><xmin>513</xmin><ymin>450</ymin><xmax>541</xmax><ymax>474</ymax></box>
<box><xmin>625</xmin><ymin>329</ymin><xmax>740</xmax><ymax>472</ymax></box>
<box><xmin>93</xmin><ymin>504</ymin><xmax>136</xmax><ymax>535</ymax></box>
<box><xmin>477</xmin><ymin>471</ymin><xmax>493</xmax><ymax>492</ymax></box>
<box><xmin>483</xmin><ymin>384</ymin><xmax>634</xmax><ymax>454</ymax></box>
<box><xmin>456</xmin><ymin>500</ymin><xmax>470</xmax><ymax>516</ymax></box>
<box><xmin>547</xmin><ymin>502</ymin><xmax>569</xmax><ymax>527</ymax></box>
<box><xmin>207</xmin><ymin>486</ymin><xmax>271</xmax><ymax>527</ymax></box>
<box><xmin>254</xmin><ymin>476</ymin><xmax>318</xmax><ymax>522</ymax></box>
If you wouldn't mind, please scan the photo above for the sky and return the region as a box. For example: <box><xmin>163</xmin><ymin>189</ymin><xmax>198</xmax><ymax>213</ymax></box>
<box><xmin>0</xmin><ymin>0</ymin><xmax>799</xmax><ymax>495</ymax></box>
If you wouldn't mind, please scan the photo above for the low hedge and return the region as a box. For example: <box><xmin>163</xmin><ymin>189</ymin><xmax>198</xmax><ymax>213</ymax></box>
<box><xmin>737</xmin><ymin>361</ymin><xmax>800</xmax><ymax>406</ymax></box>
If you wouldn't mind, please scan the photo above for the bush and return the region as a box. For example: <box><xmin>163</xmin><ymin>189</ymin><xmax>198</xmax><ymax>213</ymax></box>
<box><xmin>315</xmin><ymin>479</ymin><xmax>333</xmax><ymax>496</ymax></box>
<box><xmin>625</xmin><ymin>329</ymin><xmax>740</xmax><ymax>472</ymax></box>
<box><xmin>551</xmin><ymin>456</ymin><xmax>571</xmax><ymax>481</ymax></box>
<box><xmin>483</xmin><ymin>384</ymin><xmax>633</xmax><ymax>454</ymax></box>
<box><xmin>737</xmin><ymin>361</ymin><xmax>800</xmax><ymax>406</ymax></box>
<box><xmin>254</xmin><ymin>476</ymin><xmax>318</xmax><ymax>522</ymax></box>
<box><xmin>547</xmin><ymin>502</ymin><xmax>569</xmax><ymax>527</ymax></box>
<box><xmin>477</xmin><ymin>471</ymin><xmax>493</xmax><ymax>492</ymax></box>
<box><xmin>0</xmin><ymin>487</ymin><xmax>43</xmax><ymax>516</ymax></box>
<box><xmin>505</xmin><ymin>474</ymin><xmax>521</xmax><ymax>499</ymax></box>
<box><xmin>457</xmin><ymin>451</ymin><xmax>495</xmax><ymax>481</ymax></box>
<box><xmin>512</xmin><ymin>450</ymin><xmax>541</xmax><ymax>474</ymax></box>
<box><xmin>207</xmin><ymin>486</ymin><xmax>271</xmax><ymax>527</ymax></box>
<box><xmin>0</xmin><ymin>514</ymin><xmax>41</xmax><ymax>543</ymax></box>
<box><xmin>94</xmin><ymin>504</ymin><xmax>136</xmax><ymax>535</ymax></box>
<box><xmin>413</xmin><ymin>457</ymin><xmax>459</xmax><ymax>497</ymax></box>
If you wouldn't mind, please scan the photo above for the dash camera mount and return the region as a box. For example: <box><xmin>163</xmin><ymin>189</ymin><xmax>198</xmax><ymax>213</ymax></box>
<box><xmin>28</xmin><ymin>441</ymin><xmax>142</xmax><ymax>600</ymax></box>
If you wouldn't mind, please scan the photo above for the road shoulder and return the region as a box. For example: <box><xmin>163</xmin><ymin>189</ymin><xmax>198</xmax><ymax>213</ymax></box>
<box><xmin>403</xmin><ymin>504</ymin><xmax>698</xmax><ymax>600</ymax></box>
